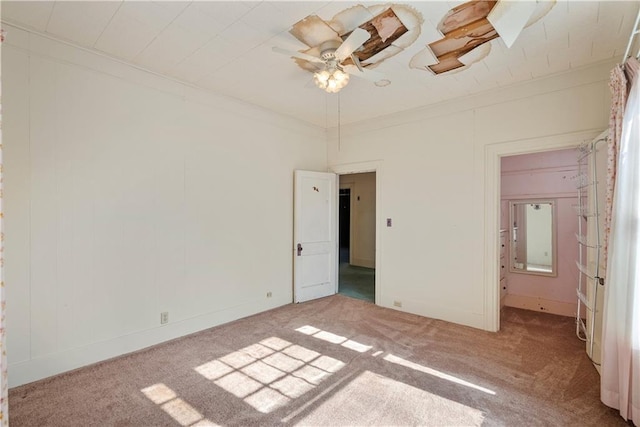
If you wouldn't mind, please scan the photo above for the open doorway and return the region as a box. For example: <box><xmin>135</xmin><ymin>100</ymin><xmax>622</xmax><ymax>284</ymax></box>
<box><xmin>484</xmin><ymin>130</ymin><xmax>600</xmax><ymax>332</ymax></box>
<box><xmin>338</xmin><ymin>172</ymin><xmax>375</xmax><ymax>302</ymax></box>
<box><xmin>499</xmin><ymin>149</ymin><xmax>579</xmax><ymax>320</ymax></box>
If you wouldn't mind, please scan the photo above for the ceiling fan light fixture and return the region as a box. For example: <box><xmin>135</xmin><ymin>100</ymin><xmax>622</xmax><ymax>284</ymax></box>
<box><xmin>313</xmin><ymin>66</ymin><xmax>349</xmax><ymax>93</ymax></box>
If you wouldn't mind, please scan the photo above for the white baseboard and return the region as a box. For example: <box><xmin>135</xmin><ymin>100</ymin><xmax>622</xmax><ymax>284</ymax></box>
<box><xmin>8</xmin><ymin>296</ymin><xmax>291</xmax><ymax>388</ymax></box>
<box><xmin>503</xmin><ymin>294</ymin><xmax>576</xmax><ymax>317</ymax></box>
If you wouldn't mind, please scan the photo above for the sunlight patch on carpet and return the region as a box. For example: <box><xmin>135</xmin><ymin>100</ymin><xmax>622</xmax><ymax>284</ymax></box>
<box><xmin>296</xmin><ymin>325</ymin><xmax>373</xmax><ymax>353</ymax></box>
<box><xmin>194</xmin><ymin>360</ymin><xmax>234</xmax><ymax>381</ymax></box>
<box><xmin>142</xmin><ymin>383</ymin><xmax>177</xmax><ymax>404</ymax></box>
<box><xmin>263</xmin><ymin>352</ymin><xmax>305</xmax><ymax>373</ymax></box>
<box><xmin>384</xmin><ymin>354</ymin><xmax>496</xmax><ymax>395</ymax></box>
<box><xmin>141</xmin><ymin>383</ymin><xmax>217</xmax><ymax>426</ymax></box>
<box><xmin>295</xmin><ymin>371</ymin><xmax>485</xmax><ymax>426</ymax></box>
<box><xmin>260</xmin><ymin>337</ymin><xmax>292</xmax><ymax>351</ymax></box>
<box><xmin>282</xmin><ymin>344</ymin><xmax>320</xmax><ymax>362</ymax></box>
<box><xmin>214</xmin><ymin>372</ymin><xmax>262</xmax><ymax>398</ymax></box>
<box><xmin>314</xmin><ymin>330</ymin><xmax>348</xmax><ymax>344</ymax></box>
<box><xmin>296</xmin><ymin>325</ymin><xmax>321</xmax><ymax>335</ymax></box>
<box><xmin>193</xmin><ymin>337</ymin><xmax>345</xmax><ymax>414</ymax></box>
<box><xmin>162</xmin><ymin>398</ymin><xmax>205</xmax><ymax>426</ymax></box>
<box><xmin>342</xmin><ymin>339</ymin><xmax>373</xmax><ymax>353</ymax></box>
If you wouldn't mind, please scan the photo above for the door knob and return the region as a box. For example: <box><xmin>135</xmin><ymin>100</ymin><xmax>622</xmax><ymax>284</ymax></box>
<box><xmin>297</xmin><ymin>243</ymin><xmax>303</xmax><ymax>256</ymax></box>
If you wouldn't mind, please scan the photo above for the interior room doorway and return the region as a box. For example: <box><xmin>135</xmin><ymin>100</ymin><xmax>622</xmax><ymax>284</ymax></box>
<box><xmin>338</xmin><ymin>172</ymin><xmax>376</xmax><ymax>302</ymax></box>
<box><xmin>499</xmin><ymin>148</ymin><xmax>579</xmax><ymax>319</ymax></box>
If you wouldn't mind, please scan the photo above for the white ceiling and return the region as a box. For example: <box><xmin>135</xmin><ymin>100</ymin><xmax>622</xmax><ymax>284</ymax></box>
<box><xmin>2</xmin><ymin>1</ymin><xmax>638</xmax><ymax>127</ymax></box>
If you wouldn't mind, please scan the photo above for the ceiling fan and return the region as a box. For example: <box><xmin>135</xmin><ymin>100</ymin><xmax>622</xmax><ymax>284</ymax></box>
<box><xmin>273</xmin><ymin>28</ymin><xmax>386</xmax><ymax>93</ymax></box>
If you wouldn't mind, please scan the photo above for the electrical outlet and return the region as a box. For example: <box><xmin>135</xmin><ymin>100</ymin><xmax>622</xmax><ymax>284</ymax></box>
<box><xmin>393</xmin><ymin>300</ymin><xmax>402</xmax><ymax>308</ymax></box>
<box><xmin>160</xmin><ymin>312</ymin><xmax>169</xmax><ymax>324</ymax></box>
<box><xmin>266</xmin><ymin>291</ymin><xmax>272</xmax><ymax>298</ymax></box>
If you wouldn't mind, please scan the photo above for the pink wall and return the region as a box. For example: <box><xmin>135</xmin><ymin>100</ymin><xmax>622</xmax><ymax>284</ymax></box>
<box><xmin>501</xmin><ymin>149</ymin><xmax>579</xmax><ymax>314</ymax></box>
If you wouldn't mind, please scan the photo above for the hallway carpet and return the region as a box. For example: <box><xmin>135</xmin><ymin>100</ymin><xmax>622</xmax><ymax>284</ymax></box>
<box><xmin>338</xmin><ymin>263</ymin><xmax>375</xmax><ymax>302</ymax></box>
<box><xmin>9</xmin><ymin>296</ymin><xmax>626</xmax><ymax>426</ymax></box>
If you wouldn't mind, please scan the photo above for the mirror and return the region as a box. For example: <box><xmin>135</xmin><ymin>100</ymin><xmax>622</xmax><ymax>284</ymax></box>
<box><xmin>509</xmin><ymin>199</ymin><xmax>557</xmax><ymax>277</ymax></box>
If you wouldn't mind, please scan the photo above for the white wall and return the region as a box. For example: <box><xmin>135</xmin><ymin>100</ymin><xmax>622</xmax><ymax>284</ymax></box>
<box><xmin>328</xmin><ymin>60</ymin><xmax>612</xmax><ymax>330</ymax></box>
<box><xmin>4</xmin><ymin>23</ymin><xmax>616</xmax><ymax>386</ymax></box>
<box><xmin>340</xmin><ymin>172</ymin><xmax>376</xmax><ymax>268</ymax></box>
<box><xmin>4</xmin><ymin>25</ymin><xmax>327</xmax><ymax>387</ymax></box>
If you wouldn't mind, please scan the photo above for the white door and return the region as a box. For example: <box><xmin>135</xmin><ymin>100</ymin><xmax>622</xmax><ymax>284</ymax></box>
<box><xmin>294</xmin><ymin>170</ymin><xmax>338</xmax><ymax>303</ymax></box>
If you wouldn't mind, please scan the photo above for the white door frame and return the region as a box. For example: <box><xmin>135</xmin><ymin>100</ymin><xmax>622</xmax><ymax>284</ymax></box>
<box><xmin>483</xmin><ymin>129</ymin><xmax>603</xmax><ymax>332</ymax></box>
<box><xmin>329</xmin><ymin>161</ymin><xmax>382</xmax><ymax>305</ymax></box>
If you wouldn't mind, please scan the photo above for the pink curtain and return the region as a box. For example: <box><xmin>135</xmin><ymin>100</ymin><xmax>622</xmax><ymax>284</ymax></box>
<box><xmin>601</xmin><ymin>56</ymin><xmax>640</xmax><ymax>424</ymax></box>
<box><xmin>603</xmin><ymin>65</ymin><xmax>628</xmax><ymax>266</ymax></box>
<box><xmin>0</xmin><ymin>27</ymin><xmax>6</xmax><ymax>426</ymax></box>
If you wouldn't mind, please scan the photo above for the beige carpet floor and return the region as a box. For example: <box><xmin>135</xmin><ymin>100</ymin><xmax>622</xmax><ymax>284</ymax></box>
<box><xmin>9</xmin><ymin>295</ymin><xmax>628</xmax><ymax>426</ymax></box>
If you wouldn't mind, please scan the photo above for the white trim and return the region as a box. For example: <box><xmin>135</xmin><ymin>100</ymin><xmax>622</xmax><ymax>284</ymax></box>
<box><xmin>501</xmin><ymin>192</ymin><xmax>576</xmax><ymax>200</ymax></box>
<box><xmin>329</xmin><ymin>60</ymin><xmax>616</xmax><ymax>139</ymax></box>
<box><xmin>1</xmin><ymin>22</ymin><xmax>324</xmax><ymax>137</ymax></box>
<box><xmin>501</xmin><ymin>165</ymin><xmax>578</xmax><ymax>176</ymax></box>
<box><xmin>483</xmin><ymin>129</ymin><xmax>603</xmax><ymax>332</ymax></box>
<box><xmin>329</xmin><ymin>161</ymin><xmax>382</xmax><ymax>305</ymax></box>
<box><xmin>503</xmin><ymin>294</ymin><xmax>577</xmax><ymax>317</ymax></box>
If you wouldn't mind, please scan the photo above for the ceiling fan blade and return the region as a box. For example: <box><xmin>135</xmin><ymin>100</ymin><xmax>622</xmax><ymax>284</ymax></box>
<box><xmin>343</xmin><ymin>64</ymin><xmax>386</xmax><ymax>82</ymax></box>
<box><xmin>272</xmin><ymin>46</ymin><xmax>325</xmax><ymax>64</ymax></box>
<box><xmin>334</xmin><ymin>28</ymin><xmax>371</xmax><ymax>62</ymax></box>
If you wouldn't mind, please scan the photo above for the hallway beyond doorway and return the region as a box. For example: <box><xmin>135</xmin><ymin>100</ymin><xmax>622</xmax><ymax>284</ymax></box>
<box><xmin>339</xmin><ymin>263</ymin><xmax>375</xmax><ymax>302</ymax></box>
<box><xmin>338</xmin><ymin>172</ymin><xmax>376</xmax><ymax>303</ymax></box>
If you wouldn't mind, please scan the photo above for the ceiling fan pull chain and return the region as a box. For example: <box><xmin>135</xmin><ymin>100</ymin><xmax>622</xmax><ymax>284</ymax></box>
<box><xmin>338</xmin><ymin>92</ymin><xmax>342</xmax><ymax>152</ymax></box>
